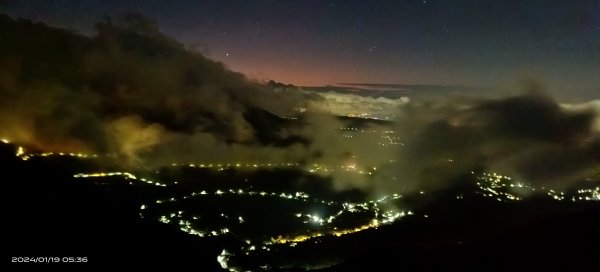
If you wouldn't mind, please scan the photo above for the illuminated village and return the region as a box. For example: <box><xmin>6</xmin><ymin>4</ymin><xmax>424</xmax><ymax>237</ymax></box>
<box><xmin>3</xmin><ymin>134</ymin><xmax>598</xmax><ymax>270</ymax></box>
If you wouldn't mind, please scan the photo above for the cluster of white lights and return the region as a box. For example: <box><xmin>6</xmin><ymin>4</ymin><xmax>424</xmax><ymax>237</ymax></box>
<box><xmin>473</xmin><ymin>171</ymin><xmax>599</xmax><ymax>203</ymax></box>
<box><xmin>74</xmin><ymin>172</ymin><xmax>167</xmax><ymax>187</ymax></box>
<box><xmin>142</xmin><ymin>185</ymin><xmax>412</xmax><ymax>251</ymax></box>
<box><xmin>20</xmin><ymin>151</ymin><xmax>98</xmax><ymax>161</ymax></box>
<box><xmin>3</xmin><ymin>138</ymin><xmax>598</xmax><ymax>270</ymax></box>
<box><xmin>170</xmin><ymin>162</ymin><xmax>300</xmax><ymax>172</ymax></box>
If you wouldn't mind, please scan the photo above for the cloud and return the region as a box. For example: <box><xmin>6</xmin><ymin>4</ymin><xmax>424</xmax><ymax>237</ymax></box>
<box><xmin>561</xmin><ymin>100</ymin><xmax>600</xmax><ymax>133</ymax></box>
<box><xmin>0</xmin><ymin>13</ymin><xmax>310</xmax><ymax>157</ymax></box>
<box><xmin>106</xmin><ymin>115</ymin><xmax>165</xmax><ymax>164</ymax></box>
<box><xmin>304</xmin><ymin>91</ymin><xmax>409</xmax><ymax>119</ymax></box>
<box><xmin>274</xmin><ymin>87</ymin><xmax>599</xmax><ymax>196</ymax></box>
<box><xmin>1</xmin><ymin>14</ymin><xmax>598</xmax><ymax>198</ymax></box>
<box><xmin>384</xmin><ymin>92</ymin><xmax>600</xmax><ymax>192</ymax></box>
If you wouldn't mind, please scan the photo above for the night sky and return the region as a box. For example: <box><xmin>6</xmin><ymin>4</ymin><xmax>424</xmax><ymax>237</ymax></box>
<box><xmin>2</xmin><ymin>0</ymin><xmax>599</xmax><ymax>91</ymax></box>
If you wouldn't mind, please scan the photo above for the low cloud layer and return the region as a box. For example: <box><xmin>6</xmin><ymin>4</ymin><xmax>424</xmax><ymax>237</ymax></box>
<box><xmin>304</xmin><ymin>91</ymin><xmax>409</xmax><ymax>119</ymax></box>
<box><xmin>1</xmin><ymin>14</ymin><xmax>598</xmax><ymax>197</ymax></box>
<box><xmin>384</xmin><ymin>93</ymin><xmax>600</xmax><ymax>193</ymax></box>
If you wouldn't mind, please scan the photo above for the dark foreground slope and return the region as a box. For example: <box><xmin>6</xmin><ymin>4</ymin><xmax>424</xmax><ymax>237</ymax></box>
<box><xmin>2</xmin><ymin>144</ymin><xmax>221</xmax><ymax>268</ymax></box>
<box><xmin>322</xmin><ymin>198</ymin><xmax>600</xmax><ymax>271</ymax></box>
<box><xmin>3</xmin><ymin>141</ymin><xmax>599</xmax><ymax>270</ymax></box>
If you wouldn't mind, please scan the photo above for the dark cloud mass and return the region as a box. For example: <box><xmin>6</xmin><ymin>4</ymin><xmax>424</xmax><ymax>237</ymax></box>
<box><xmin>0</xmin><ymin>14</ymin><xmax>599</xmax><ymax>196</ymax></box>
<box><xmin>0</xmin><ymin>13</ymin><xmax>309</xmax><ymax>155</ymax></box>
<box><xmin>391</xmin><ymin>93</ymin><xmax>600</xmax><ymax>192</ymax></box>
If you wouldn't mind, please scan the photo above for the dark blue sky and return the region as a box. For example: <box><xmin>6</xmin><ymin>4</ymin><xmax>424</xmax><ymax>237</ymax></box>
<box><xmin>2</xmin><ymin>0</ymin><xmax>599</xmax><ymax>92</ymax></box>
